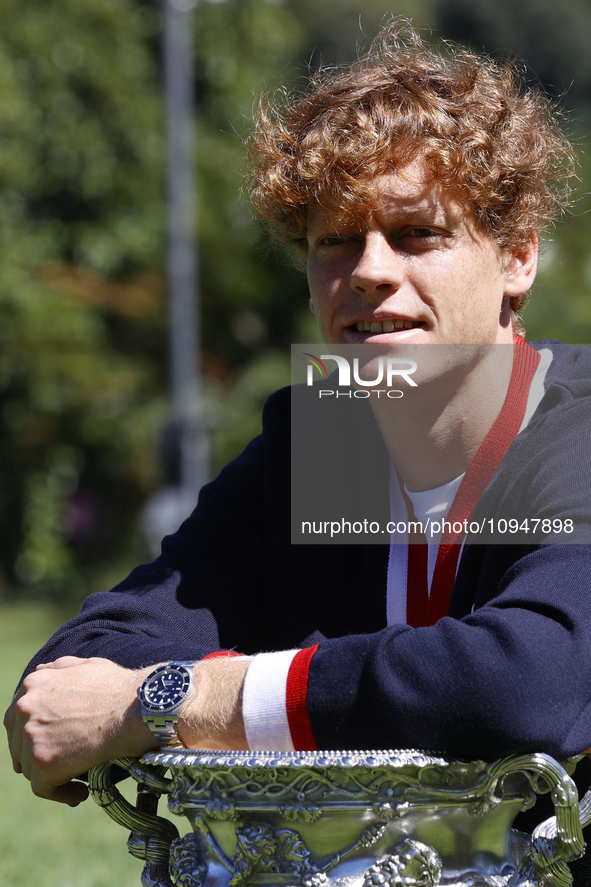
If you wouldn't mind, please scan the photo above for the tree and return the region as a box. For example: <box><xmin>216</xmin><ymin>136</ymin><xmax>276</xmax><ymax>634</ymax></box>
<box><xmin>0</xmin><ymin>0</ymin><xmax>167</xmax><ymax>602</ymax></box>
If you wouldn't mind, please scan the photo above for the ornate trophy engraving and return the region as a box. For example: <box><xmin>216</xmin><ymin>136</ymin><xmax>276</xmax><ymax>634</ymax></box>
<box><xmin>88</xmin><ymin>750</ymin><xmax>591</xmax><ymax>887</ymax></box>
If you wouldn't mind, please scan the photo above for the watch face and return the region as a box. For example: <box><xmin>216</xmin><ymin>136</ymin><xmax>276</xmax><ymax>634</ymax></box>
<box><xmin>141</xmin><ymin>666</ymin><xmax>191</xmax><ymax>713</ymax></box>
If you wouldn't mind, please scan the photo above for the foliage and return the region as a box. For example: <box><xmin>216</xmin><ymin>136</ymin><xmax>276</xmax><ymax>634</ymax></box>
<box><xmin>0</xmin><ymin>0</ymin><xmax>167</xmax><ymax>602</ymax></box>
<box><xmin>438</xmin><ymin>0</ymin><xmax>591</xmax><ymax>109</ymax></box>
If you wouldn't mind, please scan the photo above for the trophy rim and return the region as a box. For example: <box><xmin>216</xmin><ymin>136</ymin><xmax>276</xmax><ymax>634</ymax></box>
<box><xmin>141</xmin><ymin>747</ymin><xmax>456</xmax><ymax>769</ymax></box>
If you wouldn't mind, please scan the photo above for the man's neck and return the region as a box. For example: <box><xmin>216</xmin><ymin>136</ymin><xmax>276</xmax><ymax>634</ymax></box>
<box><xmin>370</xmin><ymin>344</ymin><xmax>515</xmax><ymax>491</ymax></box>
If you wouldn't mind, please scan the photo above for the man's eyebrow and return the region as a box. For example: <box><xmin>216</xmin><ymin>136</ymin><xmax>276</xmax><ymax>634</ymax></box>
<box><xmin>376</xmin><ymin>201</ymin><xmax>460</xmax><ymax>226</ymax></box>
<box><xmin>306</xmin><ymin>192</ymin><xmax>464</xmax><ymax>235</ymax></box>
<box><xmin>306</xmin><ymin>217</ymin><xmax>360</xmax><ymax>237</ymax></box>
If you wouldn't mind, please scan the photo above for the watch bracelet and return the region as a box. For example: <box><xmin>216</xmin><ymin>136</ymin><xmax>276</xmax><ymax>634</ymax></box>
<box><xmin>141</xmin><ymin>660</ymin><xmax>196</xmax><ymax>747</ymax></box>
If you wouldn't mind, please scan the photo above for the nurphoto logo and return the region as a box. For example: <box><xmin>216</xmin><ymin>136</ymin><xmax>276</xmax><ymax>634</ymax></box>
<box><xmin>303</xmin><ymin>351</ymin><xmax>417</xmax><ymax>399</ymax></box>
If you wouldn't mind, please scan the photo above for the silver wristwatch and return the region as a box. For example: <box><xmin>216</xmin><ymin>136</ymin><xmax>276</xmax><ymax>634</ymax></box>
<box><xmin>138</xmin><ymin>661</ymin><xmax>194</xmax><ymax>746</ymax></box>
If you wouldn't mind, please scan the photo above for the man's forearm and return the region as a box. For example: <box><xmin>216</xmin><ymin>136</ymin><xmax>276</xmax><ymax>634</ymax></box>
<box><xmin>176</xmin><ymin>657</ymin><xmax>250</xmax><ymax>750</ymax></box>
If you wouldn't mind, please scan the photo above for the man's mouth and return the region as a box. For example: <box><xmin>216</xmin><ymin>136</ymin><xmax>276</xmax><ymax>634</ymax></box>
<box><xmin>354</xmin><ymin>319</ymin><xmax>424</xmax><ymax>333</ymax></box>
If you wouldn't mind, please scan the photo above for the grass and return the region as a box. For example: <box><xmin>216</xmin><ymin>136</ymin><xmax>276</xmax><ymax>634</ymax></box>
<box><xmin>0</xmin><ymin>601</ymin><xmax>180</xmax><ymax>887</ymax></box>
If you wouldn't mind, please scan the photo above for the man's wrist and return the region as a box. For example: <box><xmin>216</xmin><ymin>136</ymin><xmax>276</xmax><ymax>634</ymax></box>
<box><xmin>174</xmin><ymin>657</ymin><xmax>251</xmax><ymax>750</ymax></box>
<box><xmin>138</xmin><ymin>661</ymin><xmax>196</xmax><ymax>747</ymax></box>
<box><xmin>123</xmin><ymin>665</ymin><xmax>163</xmax><ymax>756</ymax></box>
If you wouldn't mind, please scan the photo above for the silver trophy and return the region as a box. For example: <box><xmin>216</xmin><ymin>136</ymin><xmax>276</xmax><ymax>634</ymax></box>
<box><xmin>89</xmin><ymin>749</ymin><xmax>591</xmax><ymax>887</ymax></box>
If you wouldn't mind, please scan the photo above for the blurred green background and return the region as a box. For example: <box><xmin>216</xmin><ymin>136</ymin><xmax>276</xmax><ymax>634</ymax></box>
<box><xmin>1</xmin><ymin>603</ymin><xmax>157</xmax><ymax>885</ymax></box>
<box><xmin>2</xmin><ymin>0</ymin><xmax>591</xmax><ymax>883</ymax></box>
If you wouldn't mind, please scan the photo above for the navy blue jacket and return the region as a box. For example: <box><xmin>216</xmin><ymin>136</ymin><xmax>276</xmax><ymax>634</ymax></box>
<box><xmin>23</xmin><ymin>343</ymin><xmax>591</xmax><ymax>761</ymax></box>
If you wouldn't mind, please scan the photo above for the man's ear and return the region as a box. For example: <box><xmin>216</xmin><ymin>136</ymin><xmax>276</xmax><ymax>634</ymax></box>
<box><xmin>503</xmin><ymin>232</ymin><xmax>539</xmax><ymax>296</ymax></box>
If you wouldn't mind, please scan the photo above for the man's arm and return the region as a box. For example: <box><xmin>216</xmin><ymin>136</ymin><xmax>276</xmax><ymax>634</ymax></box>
<box><xmin>4</xmin><ymin>655</ymin><xmax>250</xmax><ymax>806</ymax></box>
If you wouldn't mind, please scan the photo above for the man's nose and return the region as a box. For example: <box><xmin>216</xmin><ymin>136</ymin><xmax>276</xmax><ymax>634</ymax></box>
<box><xmin>350</xmin><ymin>232</ymin><xmax>403</xmax><ymax>296</ymax></box>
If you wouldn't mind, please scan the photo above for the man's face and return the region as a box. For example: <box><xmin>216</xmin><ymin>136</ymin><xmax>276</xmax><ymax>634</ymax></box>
<box><xmin>306</xmin><ymin>163</ymin><xmax>536</xmax><ymax>347</ymax></box>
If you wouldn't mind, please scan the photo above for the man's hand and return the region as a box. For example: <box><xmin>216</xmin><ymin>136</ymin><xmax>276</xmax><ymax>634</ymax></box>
<box><xmin>4</xmin><ymin>656</ymin><xmax>157</xmax><ymax>806</ymax></box>
<box><xmin>4</xmin><ymin>654</ymin><xmax>251</xmax><ymax>806</ymax></box>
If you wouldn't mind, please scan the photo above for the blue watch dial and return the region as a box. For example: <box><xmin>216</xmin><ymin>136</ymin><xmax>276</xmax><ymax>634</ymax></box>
<box><xmin>141</xmin><ymin>665</ymin><xmax>191</xmax><ymax>712</ymax></box>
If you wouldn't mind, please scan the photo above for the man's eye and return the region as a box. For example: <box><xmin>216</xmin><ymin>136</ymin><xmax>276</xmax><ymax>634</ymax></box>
<box><xmin>319</xmin><ymin>235</ymin><xmax>345</xmax><ymax>246</ymax></box>
<box><xmin>407</xmin><ymin>227</ymin><xmax>438</xmax><ymax>238</ymax></box>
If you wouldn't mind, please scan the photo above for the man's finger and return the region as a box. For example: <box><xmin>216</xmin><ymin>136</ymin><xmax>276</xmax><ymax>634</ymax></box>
<box><xmin>3</xmin><ymin>699</ymin><xmax>23</xmax><ymax>773</ymax></box>
<box><xmin>3</xmin><ymin>700</ymin><xmax>15</xmax><ymax>737</ymax></box>
<box><xmin>32</xmin><ymin>779</ymin><xmax>90</xmax><ymax>807</ymax></box>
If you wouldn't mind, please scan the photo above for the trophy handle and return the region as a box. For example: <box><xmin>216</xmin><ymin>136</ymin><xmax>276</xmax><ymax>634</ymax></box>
<box><xmin>88</xmin><ymin>757</ymin><xmax>179</xmax><ymax>887</ymax></box>
<box><xmin>504</xmin><ymin>755</ymin><xmax>588</xmax><ymax>887</ymax></box>
<box><xmin>578</xmin><ymin>787</ymin><xmax>591</xmax><ymax>830</ymax></box>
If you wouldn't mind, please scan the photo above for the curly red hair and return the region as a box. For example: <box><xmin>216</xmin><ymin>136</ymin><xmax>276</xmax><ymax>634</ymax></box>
<box><xmin>247</xmin><ymin>20</ymin><xmax>576</xmax><ymax>316</ymax></box>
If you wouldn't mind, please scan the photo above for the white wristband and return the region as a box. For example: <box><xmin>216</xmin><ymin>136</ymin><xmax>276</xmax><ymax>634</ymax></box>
<box><xmin>242</xmin><ymin>650</ymin><xmax>299</xmax><ymax>751</ymax></box>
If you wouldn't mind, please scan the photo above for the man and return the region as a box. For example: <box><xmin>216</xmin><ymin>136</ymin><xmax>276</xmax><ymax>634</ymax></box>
<box><xmin>5</xmin><ymin>20</ymin><xmax>591</xmax><ymax>868</ymax></box>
